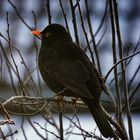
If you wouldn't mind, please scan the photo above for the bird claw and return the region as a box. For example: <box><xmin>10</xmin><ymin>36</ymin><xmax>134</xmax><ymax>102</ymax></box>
<box><xmin>71</xmin><ymin>97</ymin><xmax>78</xmax><ymax>110</ymax></box>
<box><xmin>57</xmin><ymin>95</ymin><xmax>65</xmax><ymax>112</ymax></box>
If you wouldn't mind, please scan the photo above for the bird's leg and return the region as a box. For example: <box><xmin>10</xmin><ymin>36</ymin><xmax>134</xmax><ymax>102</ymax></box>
<box><xmin>57</xmin><ymin>95</ymin><xmax>65</xmax><ymax>109</ymax></box>
<box><xmin>71</xmin><ymin>97</ymin><xmax>78</xmax><ymax>110</ymax></box>
<box><xmin>57</xmin><ymin>88</ymin><xmax>68</xmax><ymax>109</ymax></box>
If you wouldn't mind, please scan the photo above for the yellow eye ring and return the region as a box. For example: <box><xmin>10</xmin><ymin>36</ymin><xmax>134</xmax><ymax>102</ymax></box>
<box><xmin>46</xmin><ymin>32</ymin><xmax>51</xmax><ymax>37</ymax></box>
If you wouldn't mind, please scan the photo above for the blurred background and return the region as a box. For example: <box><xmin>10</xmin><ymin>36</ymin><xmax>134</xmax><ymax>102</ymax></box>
<box><xmin>0</xmin><ymin>0</ymin><xmax>140</xmax><ymax>139</ymax></box>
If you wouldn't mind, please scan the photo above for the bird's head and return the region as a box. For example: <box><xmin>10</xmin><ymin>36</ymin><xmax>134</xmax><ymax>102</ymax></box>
<box><xmin>32</xmin><ymin>24</ymin><xmax>72</xmax><ymax>46</ymax></box>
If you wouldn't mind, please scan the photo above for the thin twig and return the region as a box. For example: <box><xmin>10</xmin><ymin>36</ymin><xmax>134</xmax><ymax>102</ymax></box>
<box><xmin>21</xmin><ymin>117</ymin><xmax>28</xmax><ymax>140</ymax></box>
<box><xmin>76</xmin><ymin>0</ymin><xmax>95</xmax><ymax>65</ymax></box>
<box><xmin>1</xmin><ymin>32</ymin><xmax>40</xmax><ymax>96</ymax></box>
<box><xmin>128</xmin><ymin>65</ymin><xmax>140</xmax><ymax>91</ymax></box>
<box><xmin>69</xmin><ymin>0</ymin><xmax>80</xmax><ymax>46</ymax></box>
<box><xmin>109</xmin><ymin>0</ymin><xmax>124</xmax><ymax>130</ymax></box>
<box><xmin>0</xmin><ymin>130</ymin><xmax>18</xmax><ymax>140</ymax></box>
<box><xmin>113</xmin><ymin>1</ymin><xmax>133</xmax><ymax>139</ymax></box>
<box><xmin>74</xmin><ymin>112</ymin><xmax>86</xmax><ymax>139</ymax></box>
<box><xmin>34</xmin><ymin>121</ymin><xmax>60</xmax><ymax>139</ymax></box>
<box><xmin>8</xmin><ymin>0</ymin><xmax>32</xmax><ymax>30</ymax></box>
<box><xmin>64</xmin><ymin>115</ymin><xmax>105</xmax><ymax>140</ymax></box>
<box><xmin>125</xmin><ymin>36</ymin><xmax>140</xmax><ymax>66</ymax></box>
<box><xmin>59</xmin><ymin>104</ymin><xmax>64</xmax><ymax>140</ymax></box>
<box><xmin>104</xmin><ymin>109</ymin><xmax>127</xmax><ymax>140</ymax></box>
<box><xmin>129</xmin><ymin>81</ymin><xmax>140</xmax><ymax>104</ymax></box>
<box><xmin>96</xmin><ymin>19</ymin><xmax>109</xmax><ymax>48</ymax></box>
<box><xmin>105</xmin><ymin>50</ymin><xmax>140</xmax><ymax>80</ymax></box>
<box><xmin>0</xmin><ymin>51</ymin><xmax>3</xmax><ymax>81</ymax></box>
<box><xmin>59</xmin><ymin>0</ymin><xmax>70</xmax><ymax>33</ymax></box>
<box><xmin>28</xmin><ymin>118</ymin><xmax>46</xmax><ymax>139</ymax></box>
<box><xmin>84</xmin><ymin>0</ymin><xmax>101</xmax><ymax>72</ymax></box>
<box><xmin>6</xmin><ymin>12</ymin><xmax>26</xmax><ymax>96</ymax></box>
<box><xmin>46</xmin><ymin>0</ymin><xmax>52</xmax><ymax>25</ymax></box>
<box><xmin>0</xmin><ymin>40</ymin><xmax>18</xmax><ymax>95</ymax></box>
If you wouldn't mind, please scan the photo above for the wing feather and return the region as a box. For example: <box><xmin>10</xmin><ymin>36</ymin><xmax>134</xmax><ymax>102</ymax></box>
<box><xmin>44</xmin><ymin>59</ymin><xmax>93</xmax><ymax>98</ymax></box>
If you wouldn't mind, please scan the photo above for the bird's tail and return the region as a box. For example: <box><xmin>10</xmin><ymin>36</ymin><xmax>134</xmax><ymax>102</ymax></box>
<box><xmin>82</xmin><ymin>98</ymin><xmax>118</xmax><ymax>139</ymax></box>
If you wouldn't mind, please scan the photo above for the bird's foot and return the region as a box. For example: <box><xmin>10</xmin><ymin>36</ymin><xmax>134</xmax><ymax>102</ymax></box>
<box><xmin>71</xmin><ymin>97</ymin><xmax>78</xmax><ymax>110</ymax></box>
<box><xmin>57</xmin><ymin>95</ymin><xmax>65</xmax><ymax>112</ymax></box>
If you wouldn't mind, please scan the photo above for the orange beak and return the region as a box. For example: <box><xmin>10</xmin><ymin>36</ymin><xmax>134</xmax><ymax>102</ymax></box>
<box><xmin>31</xmin><ymin>30</ymin><xmax>42</xmax><ymax>36</ymax></box>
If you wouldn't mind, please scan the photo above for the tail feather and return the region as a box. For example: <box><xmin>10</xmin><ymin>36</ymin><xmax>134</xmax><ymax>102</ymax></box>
<box><xmin>82</xmin><ymin>98</ymin><xmax>118</xmax><ymax>139</ymax></box>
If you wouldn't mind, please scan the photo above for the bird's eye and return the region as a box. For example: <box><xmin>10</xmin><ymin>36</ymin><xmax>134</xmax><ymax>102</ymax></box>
<box><xmin>46</xmin><ymin>32</ymin><xmax>51</xmax><ymax>37</ymax></box>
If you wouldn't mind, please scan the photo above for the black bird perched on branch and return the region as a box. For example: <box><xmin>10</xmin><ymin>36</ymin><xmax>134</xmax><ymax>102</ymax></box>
<box><xmin>32</xmin><ymin>24</ymin><xmax>118</xmax><ymax>138</ymax></box>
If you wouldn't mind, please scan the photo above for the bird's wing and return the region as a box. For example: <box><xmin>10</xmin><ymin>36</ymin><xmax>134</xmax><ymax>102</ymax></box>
<box><xmin>44</xmin><ymin>59</ymin><xmax>93</xmax><ymax>98</ymax></box>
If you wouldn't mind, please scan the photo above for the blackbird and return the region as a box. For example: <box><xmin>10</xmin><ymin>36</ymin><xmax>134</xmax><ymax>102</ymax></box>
<box><xmin>32</xmin><ymin>24</ymin><xmax>117</xmax><ymax>138</ymax></box>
